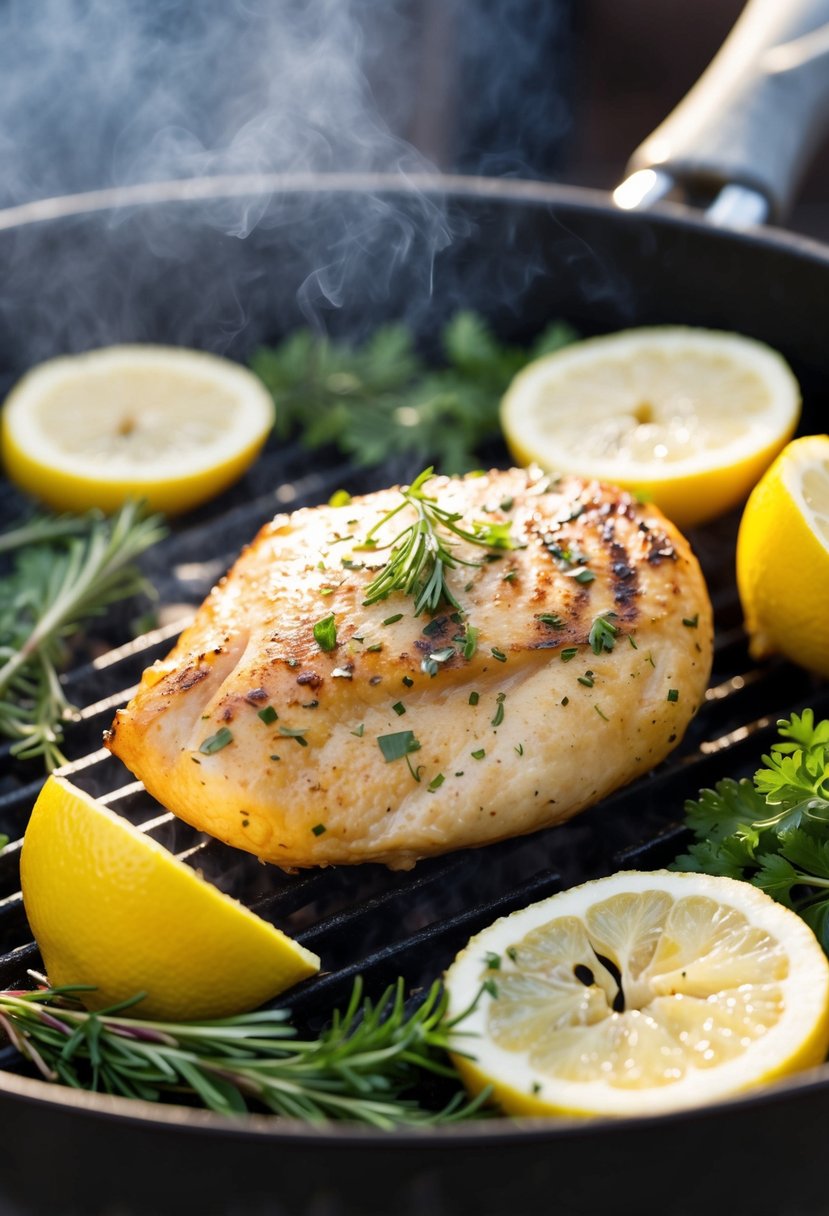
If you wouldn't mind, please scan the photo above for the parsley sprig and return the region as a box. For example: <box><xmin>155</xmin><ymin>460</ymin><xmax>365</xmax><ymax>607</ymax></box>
<box><xmin>0</xmin><ymin>978</ymin><xmax>487</xmax><ymax>1128</ymax></box>
<box><xmin>361</xmin><ymin>468</ymin><xmax>514</xmax><ymax>616</ymax></box>
<box><xmin>0</xmin><ymin>502</ymin><xmax>165</xmax><ymax>769</ymax></box>
<box><xmin>251</xmin><ymin>312</ymin><xmax>578</xmax><ymax>473</ymax></box>
<box><xmin>674</xmin><ymin>711</ymin><xmax>829</xmax><ymax>952</ymax></box>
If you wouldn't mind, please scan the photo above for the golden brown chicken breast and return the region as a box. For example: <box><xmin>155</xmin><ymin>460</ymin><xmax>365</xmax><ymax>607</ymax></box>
<box><xmin>106</xmin><ymin>467</ymin><xmax>712</xmax><ymax>869</ymax></box>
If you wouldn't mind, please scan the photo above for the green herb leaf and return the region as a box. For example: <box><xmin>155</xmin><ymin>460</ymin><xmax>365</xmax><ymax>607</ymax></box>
<box><xmin>0</xmin><ymin>501</ymin><xmax>165</xmax><ymax>770</ymax></box>
<box><xmin>199</xmin><ymin>727</ymin><xmax>233</xmax><ymax>755</ymax></box>
<box><xmin>313</xmin><ymin>614</ymin><xmax>337</xmax><ymax>652</ymax></box>
<box><xmin>673</xmin><ymin>713</ymin><xmax>829</xmax><ymax>954</ymax></box>
<box><xmin>378</xmin><ymin>730</ymin><xmax>422</xmax><ymax>763</ymax></box>
<box><xmin>588</xmin><ymin>611</ymin><xmax>619</xmax><ymax>655</ymax></box>
<box><xmin>360</xmin><ymin>469</ymin><xmax>516</xmax><ymax>617</ymax></box>
<box><xmin>0</xmin><ymin>978</ymin><xmax>489</xmax><ymax>1128</ymax></box>
<box><xmin>279</xmin><ymin>726</ymin><xmax>308</xmax><ymax>747</ymax></box>
<box><xmin>257</xmin><ymin>706</ymin><xmax>278</xmax><ymax>724</ymax></box>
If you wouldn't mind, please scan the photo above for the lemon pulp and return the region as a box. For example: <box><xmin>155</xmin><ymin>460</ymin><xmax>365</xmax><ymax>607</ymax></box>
<box><xmin>500</xmin><ymin>327</ymin><xmax>801</xmax><ymax>528</ymax></box>
<box><xmin>21</xmin><ymin>776</ymin><xmax>319</xmax><ymax>1020</ymax></box>
<box><xmin>1</xmin><ymin>345</ymin><xmax>275</xmax><ymax>515</ymax></box>
<box><xmin>445</xmin><ymin>871</ymin><xmax>829</xmax><ymax>1118</ymax></box>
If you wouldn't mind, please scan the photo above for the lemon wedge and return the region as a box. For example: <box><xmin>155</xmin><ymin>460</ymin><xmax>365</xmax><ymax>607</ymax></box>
<box><xmin>1</xmin><ymin>345</ymin><xmax>275</xmax><ymax>515</ymax></box>
<box><xmin>20</xmin><ymin>776</ymin><xmax>319</xmax><ymax>1020</ymax></box>
<box><xmin>444</xmin><ymin>870</ymin><xmax>829</xmax><ymax>1118</ymax></box>
<box><xmin>737</xmin><ymin>434</ymin><xmax>829</xmax><ymax>677</ymax></box>
<box><xmin>500</xmin><ymin>327</ymin><xmax>801</xmax><ymax>529</ymax></box>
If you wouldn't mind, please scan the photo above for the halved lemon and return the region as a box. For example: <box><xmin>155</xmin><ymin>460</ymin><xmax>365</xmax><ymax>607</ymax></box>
<box><xmin>500</xmin><ymin>327</ymin><xmax>801</xmax><ymax>529</ymax></box>
<box><xmin>737</xmin><ymin>434</ymin><xmax>829</xmax><ymax>676</ymax></box>
<box><xmin>1</xmin><ymin>345</ymin><xmax>275</xmax><ymax>515</ymax></box>
<box><xmin>444</xmin><ymin>870</ymin><xmax>829</xmax><ymax>1118</ymax></box>
<box><xmin>20</xmin><ymin>776</ymin><xmax>319</xmax><ymax>1020</ymax></box>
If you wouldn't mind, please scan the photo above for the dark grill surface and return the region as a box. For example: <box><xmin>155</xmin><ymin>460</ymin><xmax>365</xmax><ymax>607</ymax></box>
<box><xmin>2</xmin><ymin>433</ymin><xmax>829</xmax><ymax>1056</ymax></box>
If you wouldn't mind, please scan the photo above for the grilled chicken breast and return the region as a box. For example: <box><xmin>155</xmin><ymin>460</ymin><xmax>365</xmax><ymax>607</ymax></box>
<box><xmin>106</xmin><ymin>467</ymin><xmax>712</xmax><ymax>869</ymax></box>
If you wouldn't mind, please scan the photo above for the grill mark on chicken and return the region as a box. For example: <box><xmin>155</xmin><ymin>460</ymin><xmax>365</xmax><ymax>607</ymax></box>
<box><xmin>107</xmin><ymin>467</ymin><xmax>713</xmax><ymax>870</ymax></box>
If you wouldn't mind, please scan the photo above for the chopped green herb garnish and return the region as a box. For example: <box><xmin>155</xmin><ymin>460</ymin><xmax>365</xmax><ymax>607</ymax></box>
<box><xmin>506</xmin><ymin>946</ymin><xmax>518</xmax><ymax>962</ymax></box>
<box><xmin>311</xmin><ymin>823</ymin><xmax>327</xmax><ymax>836</ymax></box>
<box><xmin>279</xmin><ymin>726</ymin><xmax>308</xmax><ymax>747</ymax></box>
<box><xmin>462</xmin><ymin>626</ymin><xmax>479</xmax><ymax>661</ymax></box>
<box><xmin>269</xmin><ymin>754</ymin><xmax>281</xmax><ymax>761</ymax></box>
<box><xmin>628</xmin><ymin>634</ymin><xmax>638</xmax><ymax>649</ymax></box>
<box><xmin>199</xmin><ymin>727</ymin><xmax>233</xmax><ymax>755</ymax></box>
<box><xmin>471</xmin><ymin>748</ymin><xmax>486</xmax><ymax>760</ymax></box>
<box><xmin>392</xmin><ymin>701</ymin><xmax>406</xmax><ymax>716</ymax></box>
<box><xmin>490</xmin><ymin>648</ymin><xmax>507</xmax><ymax>663</ymax></box>
<box><xmin>257</xmin><ymin>706</ymin><xmax>278</xmax><ymax>725</ymax></box>
<box><xmin>350</xmin><ymin>724</ymin><xmax>365</xmax><ymax>737</ymax></box>
<box><xmin>482</xmin><ymin>978</ymin><xmax>498</xmax><ymax>999</ymax></box>
<box><xmin>427</xmin><ymin>773</ymin><xmax>445</xmax><ymax>792</ymax></box>
<box><xmin>515</xmin><ymin>743</ymin><xmax>524</xmax><ymax>756</ymax></box>
<box><xmin>572</xmin><ymin>569</ymin><xmax>596</xmax><ymax>585</ymax></box>
<box><xmin>500</xmin><ymin>497</ymin><xmax>514</xmax><ymax>512</ymax></box>
<box><xmin>366</xmin><ymin>643</ymin><xmax>383</xmax><ymax>653</ymax></box>
<box><xmin>667</xmin><ymin>688</ymin><xmax>679</xmax><ymax>702</ymax></box>
<box><xmin>484</xmin><ymin>951</ymin><xmax>501</xmax><ymax>971</ymax></box>
<box><xmin>645</xmin><ymin>652</ymin><xmax>656</xmax><ymax>668</ymax></box>
<box><xmin>422</xmin><ymin>646</ymin><xmax>455</xmax><ymax>677</ymax></box>
<box><xmin>588</xmin><ymin>611</ymin><xmax>619</xmax><ymax>655</ymax></box>
<box><xmin>328</xmin><ymin>489</ymin><xmax>352</xmax><ymax>508</ymax></box>
<box><xmin>469</xmin><ymin>691</ymin><xmax>480</xmax><ymax>706</ymax></box>
<box><xmin>491</xmin><ymin>693</ymin><xmax>506</xmax><ymax>728</ymax></box>
<box><xmin>595</xmin><ymin>705</ymin><xmax>609</xmax><ymax>721</ymax></box>
<box><xmin>422</xmin><ymin>618</ymin><xmax>446</xmax><ymax>637</ymax></box>
<box><xmin>383</xmin><ymin>614</ymin><xmax>403</xmax><ymax>626</ymax></box>
<box><xmin>313</xmin><ymin>613</ymin><xmax>337</xmax><ymax>652</ymax></box>
<box><xmin>378</xmin><ymin>730</ymin><xmax>422</xmax><ymax>763</ymax></box>
<box><xmin>560</xmin><ymin>647</ymin><xmax>578</xmax><ymax>662</ymax></box>
<box><xmin>578</xmin><ymin>673</ymin><xmax>594</xmax><ymax>688</ymax></box>
<box><xmin>535</xmin><ymin>613</ymin><xmax>564</xmax><ymax>629</ymax></box>
<box><xmin>561</xmin><ymin>696</ymin><xmax>569</xmax><ymax>706</ymax></box>
<box><xmin>402</xmin><ymin>675</ymin><xmax>414</xmax><ymax>688</ymax></box>
<box><xmin>682</xmin><ymin>614</ymin><xmax>699</xmax><ymax>628</ymax></box>
<box><xmin>502</xmin><ymin>570</ymin><xmax>517</xmax><ymax>583</ymax></box>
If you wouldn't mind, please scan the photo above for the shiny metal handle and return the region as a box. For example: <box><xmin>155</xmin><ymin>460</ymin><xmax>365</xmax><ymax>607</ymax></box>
<box><xmin>615</xmin><ymin>0</ymin><xmax>829</xmax><ymax>228</ymax></box>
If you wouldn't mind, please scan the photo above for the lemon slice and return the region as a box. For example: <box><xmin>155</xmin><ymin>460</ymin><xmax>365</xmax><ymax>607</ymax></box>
<box><xmin>1</xmin><ymin>345</ymin><xmax>275</xmax><ymax>515</ymax></box>
<box><xmin>500</xmin><ymin>327</ymin><xmax>801</xmax><ymax>529</ymax></box>
<box><xmin>737</xmin><ymin>434</ymin><xmax>829</xmax><ymax>677</ymax></box>
<box><xmin>444</xmin><ymin>870</ymin><xmax>829</xmax><ymax>1118</ymax></box>
<box><xmin>20</xmin><ymin>776</ymin><xmax>319</xmax><ymax>1020</ymax></box>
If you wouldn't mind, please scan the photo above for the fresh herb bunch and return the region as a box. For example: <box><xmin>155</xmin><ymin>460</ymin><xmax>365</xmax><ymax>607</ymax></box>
<box><xmin>361</xmin><ymin>467</ymin><xmax>514</xmax><ymax>615</ymax></box>
<box><xmin>0</xmin><ymin>978</ymin><xmax>487</xmax><ymax>1128</ymax></box>
<box><xmin>0</xmin><ymin>501</ymin><xmax>166</xmax><ymax>769</ymax></box>
<box><xmin>251</xmin><ymin>311</ymin><xmax>578</xmax><ymax>473</ymax></box>
<box><xmin>674</xmin><ymin>711</ymin><xmax>829</xmax><ymax>952</ymax></box>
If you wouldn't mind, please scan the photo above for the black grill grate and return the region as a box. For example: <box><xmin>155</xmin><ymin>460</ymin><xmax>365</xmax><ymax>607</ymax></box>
<box><xmin>2</xmin><ymin>439</ymin><xmax>829</xmax><ymax>1046</ymax></box>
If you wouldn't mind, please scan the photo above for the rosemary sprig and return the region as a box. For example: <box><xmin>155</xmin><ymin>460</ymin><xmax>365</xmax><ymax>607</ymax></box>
<box><xmin>0</xmin><ymin>979</ymin><xmax>488</xmax><ymax>1128</ymax></box>
<box><xmin>361</xmin><ymin>468</ymin><xmax>514</xmax><ymax>616</ymax></box>
<box><xmin>0</xmin><ymin>501</ymin><xmax>166</xmax><ymax>768</ymax></box>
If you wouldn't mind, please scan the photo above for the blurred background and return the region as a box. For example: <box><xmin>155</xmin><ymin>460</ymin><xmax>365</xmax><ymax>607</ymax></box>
<box><xmin>1</xmin><ymin>0</ymin><xmax>827</xmax><ymax>238</ymax></box>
